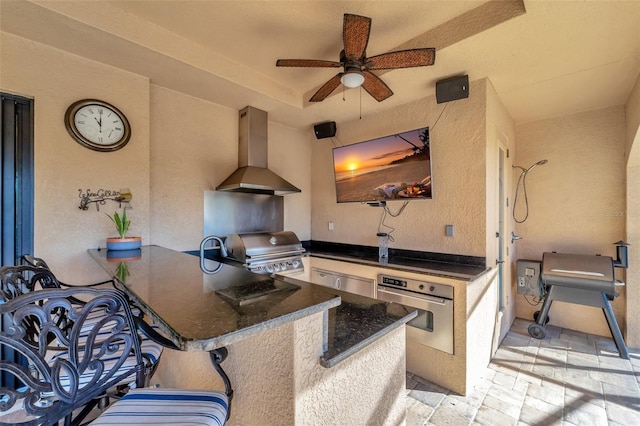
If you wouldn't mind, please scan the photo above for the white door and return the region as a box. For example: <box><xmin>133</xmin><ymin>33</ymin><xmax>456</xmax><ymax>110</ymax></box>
<box><xmin>493</xmin><ymin>139</ymin><xmax>511</xmax><ymax>353</ymax></box>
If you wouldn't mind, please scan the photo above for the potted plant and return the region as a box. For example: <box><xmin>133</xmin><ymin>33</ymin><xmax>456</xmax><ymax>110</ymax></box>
<box><xmin>106</xmin><ymin>209</ymin><xmax>142</xmax><ymax>251</ymax></box>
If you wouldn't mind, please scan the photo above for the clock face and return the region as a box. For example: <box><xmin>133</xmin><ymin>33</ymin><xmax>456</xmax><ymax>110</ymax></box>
<box><xmin>65</xmin><ymin>99</ymin><xmax>131</xmax><ymax>151</ymax></box>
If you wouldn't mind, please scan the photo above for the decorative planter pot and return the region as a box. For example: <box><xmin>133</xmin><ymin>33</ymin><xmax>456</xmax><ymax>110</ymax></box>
<box><xmin>106</xmin><ymin>236</ymin><xmax>142</xmax><ymax>251</ymax></box>
<box><xmin>106</xmin><ymin>248</ymin><xmax>142</xmax><ymax>262</ymax></box>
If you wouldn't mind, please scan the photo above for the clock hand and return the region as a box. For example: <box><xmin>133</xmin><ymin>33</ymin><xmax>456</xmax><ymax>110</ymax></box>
<box><xmin>94</xmin><ymin>116</ymin><xmax>103</xmax><ymax>133</ymax></box>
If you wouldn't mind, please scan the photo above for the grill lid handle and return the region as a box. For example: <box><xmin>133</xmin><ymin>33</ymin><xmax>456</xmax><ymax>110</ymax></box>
<box><xmin>200</xmin><ymin>235</ymin><xmax>227</xmax><ymax>273</ymax></box>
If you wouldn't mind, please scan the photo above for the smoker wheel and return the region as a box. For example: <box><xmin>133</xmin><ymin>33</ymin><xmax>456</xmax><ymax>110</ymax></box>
<box><xmin>533</xmin><ymin>310</ymin><xmax>550</xmax><ymax>325</ymax></box>
<box><xmin>528</xmin><ymin>323</ymin><xmax>546</xmax><ymax>339</ymax></box>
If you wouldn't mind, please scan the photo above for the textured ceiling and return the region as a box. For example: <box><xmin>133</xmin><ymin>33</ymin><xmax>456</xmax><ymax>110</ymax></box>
<box><xmin>1</xmin><ymin>0</ymin><xmax>639</xmax><ymax>129</ymax></box>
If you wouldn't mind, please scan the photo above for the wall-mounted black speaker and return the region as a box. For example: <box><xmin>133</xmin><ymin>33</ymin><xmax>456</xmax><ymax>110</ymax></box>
<box><xmin>314</xmin><ymin>121</ymin><xmax>336</xmax><ymax>139</ymax></box>
<box><xmin>436</xmin><ymin>75</ymin><xmax>469</xmax><ymax>104</ymax></box>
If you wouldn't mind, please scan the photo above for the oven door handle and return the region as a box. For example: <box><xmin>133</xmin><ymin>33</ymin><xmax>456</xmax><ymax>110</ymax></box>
<box><xmin>377</xmin><ymin>287</ymin><xmax>449</xmax><ymax>306</ymax></box>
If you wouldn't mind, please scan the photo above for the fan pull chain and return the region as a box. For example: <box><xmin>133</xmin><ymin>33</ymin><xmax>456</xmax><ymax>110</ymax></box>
<box><xmin>359</xmin><ymin>86</ymin><xmax>362</xmax><ymax>119</ymax></box>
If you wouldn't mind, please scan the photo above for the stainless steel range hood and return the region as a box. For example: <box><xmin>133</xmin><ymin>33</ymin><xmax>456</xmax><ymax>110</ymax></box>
<box><xmin>216</xmin><ymin>106</ymin><xmax>301</xmax><ymax>195</ymax></box>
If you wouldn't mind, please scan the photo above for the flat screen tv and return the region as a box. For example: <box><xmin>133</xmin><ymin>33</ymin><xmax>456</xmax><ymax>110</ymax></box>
<box><xmin>332</xmin><ymin>127</ymin><xmax>431</xmax><ymax>203</ymax></box>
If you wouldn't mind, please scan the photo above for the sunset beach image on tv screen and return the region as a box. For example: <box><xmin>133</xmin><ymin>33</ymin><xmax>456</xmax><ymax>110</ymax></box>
<box><xmin>332</xmin><ymin>127</ymin><xmax>432</xmax><ymax>203</ymax></box>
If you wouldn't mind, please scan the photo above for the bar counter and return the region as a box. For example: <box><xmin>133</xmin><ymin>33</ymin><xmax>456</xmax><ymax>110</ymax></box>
<box><xmin>88</xmin><ymin>245</ymin><xmax>416</xmax><ymax>367</ymax></box>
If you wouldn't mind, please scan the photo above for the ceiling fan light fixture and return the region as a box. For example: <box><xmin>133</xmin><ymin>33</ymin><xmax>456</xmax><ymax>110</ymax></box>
<box><xmin>341</xmin><ymin>70</ymin><xmax>365</xmax><ymax>88</ymax></box>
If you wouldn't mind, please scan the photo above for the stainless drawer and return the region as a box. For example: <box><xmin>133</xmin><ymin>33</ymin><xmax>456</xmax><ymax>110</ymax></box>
<box><xmin>311</xmin><ymin>268</ymin><xmax>375</xmax><ymax>298</ymax></box>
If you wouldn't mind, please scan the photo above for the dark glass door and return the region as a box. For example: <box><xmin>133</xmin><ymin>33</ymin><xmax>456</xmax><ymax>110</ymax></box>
<box><xmin>1</xmin><ymin>92</ymin><xmax>34</xmax><ymax>388</ymax></box>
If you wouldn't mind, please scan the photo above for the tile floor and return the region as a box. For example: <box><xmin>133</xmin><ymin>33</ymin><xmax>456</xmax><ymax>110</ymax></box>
<box><xmin>406</xmin><ymin>318</ymin><xmax>640</xmax><ymax>425</ymax></box>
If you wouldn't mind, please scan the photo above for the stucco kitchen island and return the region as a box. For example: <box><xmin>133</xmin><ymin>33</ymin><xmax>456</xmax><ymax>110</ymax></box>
<box><xmin>89</xmin><ymin>246</ymin><xmax>417</xmax><ymax>425</ymax></box>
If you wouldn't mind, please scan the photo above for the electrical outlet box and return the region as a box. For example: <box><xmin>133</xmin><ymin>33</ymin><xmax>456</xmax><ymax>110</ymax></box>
<box><xmin>445</xmin><ymin>225</ymin><xmax>454</xmax><ymax>237</ymax></box>
<box><xmin>516</xmin><ymin>259</ymin><xmax>542</xmax><ymax>296</ymax></box>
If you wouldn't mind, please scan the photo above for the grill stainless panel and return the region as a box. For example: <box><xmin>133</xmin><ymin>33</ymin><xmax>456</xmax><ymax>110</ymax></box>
<box><xmin>224</xmin><ymin>231</ymin><xmax>305</xmax><ymax>275</ymax></box>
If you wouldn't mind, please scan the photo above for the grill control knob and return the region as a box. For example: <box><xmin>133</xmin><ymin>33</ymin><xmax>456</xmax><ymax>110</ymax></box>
<box><xmin>266</xmin><ymin>264</ymin><xmax>274</xmax><ymax>273</ymax></box>
<box><xmin>430</xmin><ymin>285</ymin><xmax>436</xmax><ymax>293</ymax></box>
<box><xmin>419</xmin><ymin>284</ymin><xmax>424</xmax><ymax>290</ymax></box>
<box><xmin>292</xmin><ymin>259</ymin><xmax>301</xmax><ymax>268</ymax></box>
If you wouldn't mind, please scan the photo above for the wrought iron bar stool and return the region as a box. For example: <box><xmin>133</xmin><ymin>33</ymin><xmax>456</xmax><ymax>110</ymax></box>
<box><xmin>0</xmin><ymin>265</ymin><xmax>163</xmax><ymax>423</ymax></box>
<box><xmin>0</xmin><ymin>287</ymin><xmax>228</xmax><ymax>425</ymax></box>
<box><xmin>18</xmin><ymin>256</ymin><xmax>165</xmax><ymax>379</ymax></box>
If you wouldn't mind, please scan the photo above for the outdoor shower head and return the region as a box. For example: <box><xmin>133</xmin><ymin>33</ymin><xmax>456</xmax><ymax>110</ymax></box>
<box><xmin>527</xmin><ymin>159</ymin><xmax>548</xmax><ymax>172</ymax></box>
<box><xmin>512</xmin><ymin>159</ymin><xmax>548</xmax><ymax>173</ymax></box>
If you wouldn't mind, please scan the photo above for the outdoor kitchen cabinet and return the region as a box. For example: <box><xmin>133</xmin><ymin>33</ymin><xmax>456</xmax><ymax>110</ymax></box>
<box><xmin>311</xmin><ymin>267</ymin><xmax>375</xmax><ymax>298</ymax></box>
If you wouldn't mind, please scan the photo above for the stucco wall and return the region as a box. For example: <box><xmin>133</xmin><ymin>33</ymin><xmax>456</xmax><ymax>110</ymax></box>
<box><xmin>1</xmin><ymin>32</ymin><xmax>151</xmax><ymax>284</ymax></box>
<box><xmin>149</xmin><ymin>86</ymin><xmax>236</xmax><ymax>251</ymax></box>
<box><xmin>153</xmin><ymin>312</ymin><xmax>407</xmax><ymax>425</ymax></box>
<box><xmin>1</xmin><ymin>32</ymin><xmax>312</xmax><ymax>274</ymax></box>
<box><xmin>148</xmin><ymin>86</ymin><xmax>312</xmax><ymax>251</ymax></box>
<box><xmin>625</xmin><ymin>70</ymin><xmax>640</xmax><ymax>347</ymax></box>
<box><xmin>310</xmin><ymin>79</ymin><xmax>488</xmax><ymax>257</ymax></box>
<box><xmin>514</xmin><ymin>106</ymin><xmax>627</xmax><ymax>337</ymax></box>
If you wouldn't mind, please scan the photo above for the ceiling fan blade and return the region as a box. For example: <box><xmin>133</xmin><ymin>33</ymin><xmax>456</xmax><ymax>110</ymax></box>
<box><xmin>276</xmin><ymin>59</ymin><xmax>342</xmax><ymax>68</ymax></box>
<box><xmin>309</xmin><ymin>73</ymin><xmax>344</xmax><ymax>102</ymax></box>
<box><xmin>343</xmin><ymin>14</ymin><xmax>371</xmax><ymax>60</ymax></box>
<box><xmin>366</xmin><ymin>48</ymin><xmax>436</xmax><ymax>70</ymax></box>
<box><xmin>361</xmin><ymin>71</ymin><xmax>393</xmax><ymax>102</ymax></box>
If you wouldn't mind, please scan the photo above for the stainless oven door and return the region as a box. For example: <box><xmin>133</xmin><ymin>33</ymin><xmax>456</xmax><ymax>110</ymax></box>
<box><xmin>377</xmin><ymin>285</ymin><xmax>454</xmax><ymax>354</ymax></box>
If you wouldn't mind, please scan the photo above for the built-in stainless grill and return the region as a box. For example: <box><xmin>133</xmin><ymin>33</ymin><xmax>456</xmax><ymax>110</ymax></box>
<box><xmin>222</xmin><ymin>231</ymin><xmax>305</xmax><ymax>275</ymax></box>
<box><xmin>528</xmin><ymin>247</ymin><xmax>629</xmax><ymax>359</ymax></box>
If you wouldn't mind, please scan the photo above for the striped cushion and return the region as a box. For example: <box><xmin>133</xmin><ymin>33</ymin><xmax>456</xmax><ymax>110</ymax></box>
<box><xmin>52</xmin><ymin>309</ymin><xmax>162</xmax><ymax>362</ymax></box>
<box><xmin>91</xmin><ymin>388</ymin><xmax>229</xmax><ymax>425</ymax></box>
<box><xmin>45</xmin><ymin>317</ymin><xmax>163</xmax><ymax>391</ymax></box>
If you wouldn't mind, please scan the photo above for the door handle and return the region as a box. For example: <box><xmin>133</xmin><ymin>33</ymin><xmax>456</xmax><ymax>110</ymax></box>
<box><xmin>510</xmin><ymin>231</ymin><xmax>522</xmax><ymax>244</ymax></box>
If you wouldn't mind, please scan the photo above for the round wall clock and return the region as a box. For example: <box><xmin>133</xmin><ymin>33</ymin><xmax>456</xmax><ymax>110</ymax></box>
<box><xmin>65</xmin><ymin>99</ymin><xmax>131</xmax><ymax>152</ymax></box>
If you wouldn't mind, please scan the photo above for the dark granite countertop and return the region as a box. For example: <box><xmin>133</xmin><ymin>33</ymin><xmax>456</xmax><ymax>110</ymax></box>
<box><xmin>304</xmin><ymin>240</ymin><xmax>489</xmax><ymax>280</ymax></box>
<box><xmin>88</xmin><ymin>245</ymin><xmax>416</xmax><ymax>367</ymax></box>
<box><xmin>277</xmin><ymin>274</ymin><xmax>418</xmax><ymax>368</ymax></box>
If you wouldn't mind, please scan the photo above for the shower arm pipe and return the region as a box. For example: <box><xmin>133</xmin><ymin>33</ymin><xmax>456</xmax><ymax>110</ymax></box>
<box><xmin>513</xmin><ymin>159</ymin><xmax>548</xmax><ymax>174</ymax></box>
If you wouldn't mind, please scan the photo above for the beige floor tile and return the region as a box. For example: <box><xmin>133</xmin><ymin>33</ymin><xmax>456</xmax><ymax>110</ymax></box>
<box><xmin>406</xmin><ymin>321</ymin><xmax>640</xmax><ymax>426</ymax></box>
<box><xmin>472</xmin><ymin>405</ymin><xmax>518</xmax><ymax>426</ymax></box>
<box><xmin>518</xmin><ymin>403</ymin><xmax>563</xmax><ymax>426</ymax></box>
<box><xmin>406</xmin><ymin>397</ymin><xmax>435</xmax><ymax>426</ymax></box>
<box><xmin>563</xmin><ymin>398</ymin><xmax>608</xmax><ymax>425</ymax></box>
<box><xmin>482</xmin><ymin>394</ymin><xmax>521</xmax><ymax>419</ymax></box>
<box><xmin>409</xmin><ymin>379</ymin><xmax>448</xmax><ymax>408</ymax></box>
<box><xmin>428</xmin><ymin>399</ymin><xmax>474</xmax><ymax>426</ymax></box>
<box><xmin>604</xmin><ymin>400</ymin><xmax>640</xmax><ymax>425</ymax></box>
<box><xmin>601</xmin><ymin>381</ymin><xmax>640</xmax><ymax>411</ymax></box>
<box><xmin>491</xmin><ymin>370</ymin><xmax>519</xmax><ymax>389</ymax></box>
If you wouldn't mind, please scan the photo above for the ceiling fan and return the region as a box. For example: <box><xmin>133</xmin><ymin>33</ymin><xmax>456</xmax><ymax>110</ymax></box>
<box><xmin>276</xmin><ymin>13</ymin><xmax>436</xmax><ymax>103</ymax></box>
